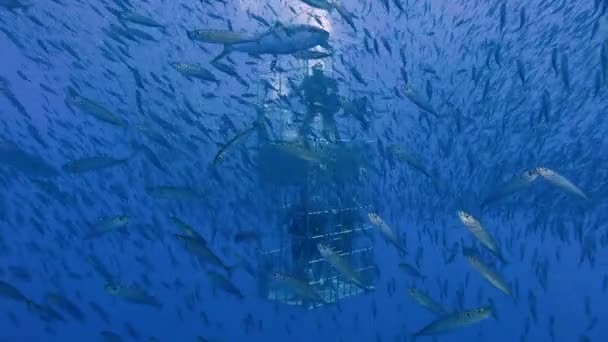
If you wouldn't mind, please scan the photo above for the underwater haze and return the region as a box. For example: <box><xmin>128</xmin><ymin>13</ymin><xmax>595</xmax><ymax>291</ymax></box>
<box><xmin>1</xmin><ymin>0</ymin><xmax>607</xmax><ymax>341</ymax></box>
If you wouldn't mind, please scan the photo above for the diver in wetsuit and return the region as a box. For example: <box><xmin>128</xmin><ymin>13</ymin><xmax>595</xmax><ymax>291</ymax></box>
<box><xmin>297</xmin><ymin>63</ymin><xmax>341</xmax><ymax>141</ymax></box>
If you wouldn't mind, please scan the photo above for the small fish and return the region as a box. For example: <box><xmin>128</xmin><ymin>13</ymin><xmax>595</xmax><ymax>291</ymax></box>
<box><xmin>104</xmin><ymin>283</ymin><xmax>162</xmax><ymax>309</ymax></box>
<box><xmin>101</xmin><ymin>330</ymin><xmax>123</xmax><ymax>342</ymax></box>
<box><xmin>85</xmin><ymin>215</ymin><xmax>129</xmax><ymax>239</ymax></box>
<box><xmin>62</xmin><ymin>155</ymin><xmax>130</xmax><ymax>173</ymax></box>
<box><xmin>174</xmin><ymin>234</ymin><xmax>234</xmax><ymax>273</ymax></box>
<box><xmin>292</xmin><ymin>50</ymin><xmax>333</xmax><ymax>60</ymax></box>
<box><xmin>0</xmin><ymin>141</ymin><xmax>58</xmax><ymax>177</ymax></box>
<box><xmin>65</xmin><ymin>88</ymin><xmax>127</xmax><ymax>127</ymax></box>
<box><xmin>145</xmin><ymin>186</ymin><xmax>202</xmax><ymax>200</ymax></box>
<box><xmin>540</xmin><ymin>90</ymin><xmax>551</xmax><ymax>122</ymax></box>
<box><xmin>207</xmin><ymin>271</ymin><xmax>244</xmax><ymax>300</ymax></box>
<box><xmin>560</xmin><ymin>54</ymin><xmax>570</xmax><ymax>92</ymax></box>
<box><xmin>233</xmin><ymin>230</ymin><xmax>261</xmax><ymax>244</ymax></box>
<box><xmin>536</xmin><ymin>167</ymin><xmax>588</xmax><ymax>200</ymax></box>
<box><xmin>317</xmin><ymin>243</ymin><xmax>371</xmax><ymax>291</ymax></box>
<box><xmin>499</xmin><ymin>3</ymin><xmax>506</xmax><ymax>33</ymax></box>
<box><xmin>31</xmin><ymin>302</ymin><xmax>65</xmax><ymax>322</ymax></box>
<box><xmin>46</xmin><ymin>293</ymin><xmax>86</xmax><ymax>321</ymax></box>
<box><xmin>116</xmin><ymin>11</ymin><xmax>164</xmax><ymax>29</ymax></box>
<box><xmin>518</xmin><ymin>7</ymin><xmax>526</xmax><ymax>30</ymax></box>
<box><xmin>413</xmin><ymin>306</ymin><xmax>492</xmax><ymax>337</ymax></box>
<box><xmin>457</xmin><ymin>211</ymin><xmax>505</xmax><ymax>262</ymax></box>
<box><xmin>466</xmin><ymin>254</ymin><xmax>511</xmax><ymax>295</ymax></box>
<box><xmin>402</xmin><ymin>85</ymin><xmax>439</xmax><ymax>117</ymax></box>
<box><xmin>300</xmin><ymin>0</ymin><xmax>334</xmax><ymax>11</ymax></box>
<box><xmin>0</xmin><ymin>280</ymin><xmax>33</xmax><ymax>306</ymax></box>
<box><xmin>171</xmin><ymin>63</ymin><xmax>219</xmax><ymax>84</ymax></box>
<box><xmin>170</xmin><ymin>216</ymin><xmax>206</xmax><ymax>241</ymax></box>
<box><xmin>388</xmin><ymin>145</ymin><xmax>431</xmax><ymax>178</ymax></box>
<box><xmin>213</xmin><ymin>123</ymin><xmax>257</xmax><ymax>165</ymax></box>
<box><xmin>368</xmin><ymin>213</ymin><xmax>406</xmax><ymax>253</ymax></box>
<box><xmin>481</xmin><ymin>170</ymin><xmax>538</xmax><ymax>207</ymax></box>
<box><xmin>551</xmin><ymin>48</ymin><xmax>559</xmax><ymax>75</ymax></box>
<box><xmin>210</xmin><ymin>61</ymin><xmax>248</xmax><ymax>87</ymax></box>
<box><xmin>398</xmin><ymin>263</ymin><xmax>425</xmax><ymax>280</ymax></box>
<box><xmin>516</xmin><ymin>59</ymin><xmax>526</xmax><ymax>85</ymax></box>
<box><xmin>0</xmin><ymin>0</ymin><xmax>29</xmax><ymax>11</ymax></box>
<box><xmin>271</xmin><ymin>272</ymin><xmax>327</xmax><ymax>305</ymax></box>
<box><xmin>408</xmin><ymin>287</ymin><xmax>447</xmax><ymax>315</ymax></box>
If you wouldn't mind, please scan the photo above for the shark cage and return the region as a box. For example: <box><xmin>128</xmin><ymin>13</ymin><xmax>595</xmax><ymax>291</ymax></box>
<box><xmin>252</xmin><ymin>61</ymin><xmax>378</xmax><ymax>308</ymax></box>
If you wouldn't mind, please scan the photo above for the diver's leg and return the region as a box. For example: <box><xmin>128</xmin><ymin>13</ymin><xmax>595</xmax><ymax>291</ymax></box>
<box><xmin>321</xmin><ymin>113</ymin><xmax>340</xmax><ymax>142</ymax></box>
<box><xmin>299</xmin><ymin>108</ymin><xmax>316</xmax><ymax>138</ymax></box>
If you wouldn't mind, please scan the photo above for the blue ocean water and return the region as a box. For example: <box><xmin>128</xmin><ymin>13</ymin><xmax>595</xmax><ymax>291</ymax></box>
<box><xmin>0</xmin><ymin>0</ymin><xmax>607</xmax><ymax>341</ymax></box>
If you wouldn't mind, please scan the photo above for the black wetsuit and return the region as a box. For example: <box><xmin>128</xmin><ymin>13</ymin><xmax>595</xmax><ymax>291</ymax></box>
<box><xmin>298</xmin><ymin>70</ymin><xmax>341</xmax><ymax>141</ymax></box>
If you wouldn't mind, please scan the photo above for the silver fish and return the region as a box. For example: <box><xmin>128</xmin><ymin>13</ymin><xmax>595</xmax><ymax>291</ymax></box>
<box><xmin>536</xmin><ymin>167</ymin><xmax>588</xmax><ymax>200</ymax></box>
<box><xmin>466</xmin><ymin>255</ymin><xmax>511</xmax><ymax>295</ymax></box>
<box><xmin>481</xmin><ymin>170</ymin><xmax>538</xmax><ymax>207</ymax></box>
<box><xmin>65</xmin><ymin>88</ymin><xmax>127</xmax><ymax>127</ymax></box>
<box><xmin>457</xmin><ymin>211</ymin><xmax>505</xmax><ymax>262</ymax></box>
<box><xmin>174</xmin><ymin>234</ymin><xmax>234</xmax><ymax>273</ymax></box>
<box><xmin>402</xmin><ymin>84</ymin><xmax>439</xmax><ymax>117</ymax></box>
<box><xmin>270</xmin><ymin>272</ymin><xmax>327</xmax><ymax>304</ymax></box>
<box><xmin>316</xmin><ymin>243</ymin><xmax>371</xmax><ymax>291</ymax></box>
<box><xmin>408</xmin><ymin>287</ymin><xmax>447</xmax><ymax>315</ymax></box>
<box><xmin>85</xmin><ymin>215</ymin><xmax>129</xmax><ymax>239</ymax></box>
<box><xmin>368</xmin><ymin>213</ymin><xmax>406</xmax><ymax>253</ymax></box>
<box><xmin>62</xmin><ymin>156</ymin><xmax>130</xmax><ymax>173</ymax></box>
<box><xmin>414</xmin><ymin>306</ymin><xmax>492</xmax><ymax>337</ymax></box>
<box><xmin>104</xmin><ymin>283</ymin><xmax>161</xmax><ymax>309</ymax></box>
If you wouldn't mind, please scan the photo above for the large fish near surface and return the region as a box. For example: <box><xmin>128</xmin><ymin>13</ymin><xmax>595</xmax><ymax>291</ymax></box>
<box><xmin>408</xmin><ymin>287</ymin><xmax>447</xmax><ymax>315</ymax></box>
<box><xmin>213</xmin><ymin>24</ymin><xmax>330</xmax><ymax>61</ymax></box>
<box><xmin>368</xmin><ymin>213</ymin><xmax>406</xmax><ymax>253</ymax></box>
<box><xmin>457</xmin><ymin>211</ymin><xmax>505</xmax><ymax>262</ymax></box>
<box><xmin>536</xmin><ymin>167</ymin><xmax>588</xmax><ymax>200</ymax></box>
<box><xmin>481</xmin><ymin>170</ymin><xmax>538</xmax><ymax>207</ymax></box>
<box><xmin>466</xmin><ymin>254</ymin><xmax>511</xmax><ymax>295</ymax></box>
<box><xmin>413</xmin><ymin>306</ymin><xmax>492</xmax><ymax>337</ymax></box>
<box><xmin>316</xmin><ymin>243</ymin><xmax>372</xmax><ymax>291</ymax></box>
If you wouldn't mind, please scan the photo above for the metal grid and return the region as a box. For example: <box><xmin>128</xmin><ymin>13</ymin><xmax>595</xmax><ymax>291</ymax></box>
<box><xmin>254</xmin><ymin>60</ymin><xmax>376</xmax><ymax>308</ymax></box>
<box><xmin>259</xmin><ymin>205</ymin><xmax>377</xmax><ymax>309</ymax></box>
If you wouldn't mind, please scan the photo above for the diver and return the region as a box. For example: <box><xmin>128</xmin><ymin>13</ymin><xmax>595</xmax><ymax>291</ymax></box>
<box><xmin>296</xmin><ymin>63</ymin><xmax>342</xmax><ymax>141</ymax></box>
